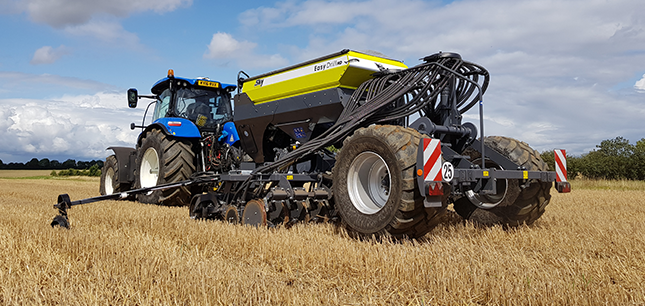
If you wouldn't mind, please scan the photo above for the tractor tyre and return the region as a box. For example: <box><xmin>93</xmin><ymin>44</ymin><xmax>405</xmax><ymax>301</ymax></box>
<box><xmin>100</xmin><ymin>155</ymin><xmax>128</xmax><ymax>195</ymax></box>
<box><xmin>332</xmin><ymin>125</ymin><xmax>447</xmax><ymax>239</ymax></box>
<box><xmin>453</xmin><ymin>136</ymin><xmax>552</xmax><ymax>226</ymax></box>
<box><xmin>135</xmin><ymin>129</ymin><xmax>196</xmax><ymax>206</ymax></box>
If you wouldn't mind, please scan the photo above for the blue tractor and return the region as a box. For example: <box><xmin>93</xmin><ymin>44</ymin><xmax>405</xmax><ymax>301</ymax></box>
<box><xmin>99</xmin><ymin>70</ymin><xmax>241</xmax><ymax>206</ymax></box>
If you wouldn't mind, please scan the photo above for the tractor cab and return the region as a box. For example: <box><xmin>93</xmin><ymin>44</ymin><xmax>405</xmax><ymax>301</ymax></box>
<box><xmin>128</xmin><ymin>70</ymin><xmax>237</xmax><ymax>132</ymax></box>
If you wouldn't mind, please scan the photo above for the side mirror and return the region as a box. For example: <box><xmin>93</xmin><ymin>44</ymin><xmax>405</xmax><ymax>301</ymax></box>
<box><xmin>127</xmin><ymin>88</ymin><xmax>138</xmax><ymax>108</ymax></box>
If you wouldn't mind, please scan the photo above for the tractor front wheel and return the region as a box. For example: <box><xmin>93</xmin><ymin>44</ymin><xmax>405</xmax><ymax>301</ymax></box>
<box><xmin>134</xmin><ymin>129</ymin><xmax>196</xmax><ymax>206</ymax></box>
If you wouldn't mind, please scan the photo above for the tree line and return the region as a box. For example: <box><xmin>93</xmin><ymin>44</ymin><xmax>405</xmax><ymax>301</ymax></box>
<box><xmin>0</xmin><ymin>158</ymin><xmax>104</xmax><ymax>170</ymax></box>
<box><xmin>541</xmin><ymin>136</ymin><xmax>645</xmax><ymax>180</ymax></box>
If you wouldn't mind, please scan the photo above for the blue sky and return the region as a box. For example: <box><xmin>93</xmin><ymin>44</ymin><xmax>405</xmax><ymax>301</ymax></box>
<box><xmin>1</xmin><ymin>0</ymin><xmax>644</xmax><ymax>163</ymax></box>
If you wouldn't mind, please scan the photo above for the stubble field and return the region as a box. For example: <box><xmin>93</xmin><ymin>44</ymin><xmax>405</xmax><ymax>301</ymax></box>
<box><xmin>0</xmin><ymin>171</ymin><xmax>643</xmax><ymax>305</ymax></box>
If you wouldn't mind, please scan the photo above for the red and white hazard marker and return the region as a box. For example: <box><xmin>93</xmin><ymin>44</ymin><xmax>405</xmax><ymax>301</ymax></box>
<box><xmin>554</xmin><ymin>149</ymin><xmax>567</xmax><ymax>182</ymax></box>
<box><xmin>423</xmin><ymin>139</ymin><xmax>442</xmax><ymax>183</ymax></box>
<box><xmin>554</xmin><ymin>149</ymin><xmax>571</xmax><ymax>193</ymax></box>
<box><xmin>419</xmin><ymin>138</ymin><xmax>446</xmax><ymax>197</ymax></box>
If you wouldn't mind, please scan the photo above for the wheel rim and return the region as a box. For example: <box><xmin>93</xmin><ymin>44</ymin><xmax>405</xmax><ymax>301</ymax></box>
<box><xmin>347</xmin><ymin>151</ymin><xmax>391</xmax><ymax>215</ymax></box>
<box><xmin>466</xmin><ymin>158</ymin><xmax>508</xmax><ymax>209</ymax></box>
<box><xmin>140</xmin><ymin>147</ymin><xmax>159</xmax><ymax>188</ymax></box>
<box><xmin>105</xmin><ymin>167</ymin><xmax>115</xmax><ymax>194</ymax></box>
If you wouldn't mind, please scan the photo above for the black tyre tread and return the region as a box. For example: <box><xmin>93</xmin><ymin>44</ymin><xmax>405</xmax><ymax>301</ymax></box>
<box><xmin>160</xmin><ymin>139</ymin><xmax>194</xmax><ymax>203</ymax></box>
<box><xmin>135</xmin><ymin>129</ymin><xmax>196</xmax><ymax>206</ymax></box>
<box><xmin>335</xmin><ymin>125</ymin><xmax>447</xmax><ymax>238</ymax></box>
<box><xmin>99</xmin><ymin>155</ymin><xmax>129</xmax><ymax>195</ymax></box>
<box><xmin>458</xmin><ymin>136</ymin><xmax>552</xmax><ymax>226</ymax></box>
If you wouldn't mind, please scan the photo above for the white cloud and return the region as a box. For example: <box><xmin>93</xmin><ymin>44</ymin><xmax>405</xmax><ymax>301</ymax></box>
<box><xmin>7</xmin><ymin>0</ymin><xmax>191</xmax><ymax>48</ymax></box>
<box><xmin>204</xmin><ymin>32</ymin><xmax>257</xmax><ymax>59</ymax></box>
<box><xmin>64</xmin><ymin>19</ymin><xmax>141</xmax><ymax>47</ymax></box>
<box><xmin>30</xmin><ymin>45</ymin><xmax>70</xmax><ymax>65</ymax></box>
<box><xmin>236</xmin><ymin>0</ymin><xmax>645</xmax><ymax>154</ymax></box>
<box><xmin>463</xmin><ymin>74</ymin><xmax>645</xmax><ymax>154</ymax></box>
<box><xmin>20</xmin><ymin>0</ymin><xmax>192</xmax><ymax>28</ymax></box>
<box><xmin>0</xmin><ymin>92</ymin><xmax>145</xmax><ymax>161</ymax></box>
<box><xmin>240</xmin><ymin>0</ymin><xmax>645</xmax><ymax>60</ymax></box>
<box><xmin>635</xmin><ymin>74</ymin><xmax>645</xmax><ymax>92</ymax></box>
<box><xmin>204</xmin><ymin>32</ymin><xmax>288</xmax><ymax>69</ymax></box>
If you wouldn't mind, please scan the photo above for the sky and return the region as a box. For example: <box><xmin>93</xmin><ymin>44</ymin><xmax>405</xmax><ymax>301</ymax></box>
<box><xmin>0</xmin><ymin>0</ymin><xmax>644</xmax><ymax>163</ymax></box>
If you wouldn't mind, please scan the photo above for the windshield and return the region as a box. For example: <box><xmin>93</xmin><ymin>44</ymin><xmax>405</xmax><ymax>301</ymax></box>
<box><xmin>153</xmin><ymin>89</ymin><xmax>171</xmax><ymax>122</ymax></box>
<box><xmin>153</xmin><ymin>88</ymin><xmax>233</xmax><ymax>128</ymax></box>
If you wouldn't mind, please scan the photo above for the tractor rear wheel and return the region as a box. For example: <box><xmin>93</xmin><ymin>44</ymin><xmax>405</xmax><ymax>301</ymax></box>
<box><xmin>100</xmin><ymin>155</ymin><xmax>128</xmax><ymax>195</ymax></box>
<box><xmin>453</xmin><ymin>136</ymin><xmax>552</xmax><ymax>226</ymax></box>
<box><xmin>333</xmin><ymin>125</ymin><xmax>447</xmax><ymax>239</ymax></box>
<box><xmin>135</xmin><ymin>129</ymin><xmax>196</xmax><ymax>206</ymax></box>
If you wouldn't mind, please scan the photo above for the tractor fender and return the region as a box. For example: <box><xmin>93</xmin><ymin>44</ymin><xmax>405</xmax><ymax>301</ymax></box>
<box><xmin>136</xmin><ymin>118</ymin><xmax>201</xmax><ymax>147</ymax></box>
<box><xmin>106</xmin><ymin>146</ymin><xmax>136</xmax><ymax>184</ymax></box>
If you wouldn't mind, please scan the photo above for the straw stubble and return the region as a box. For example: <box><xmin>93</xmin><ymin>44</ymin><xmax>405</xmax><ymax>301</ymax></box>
<box><xmin>0</xmin><ymin>177</ymin><xmax>643</xmax><ymax>305</ymax></box>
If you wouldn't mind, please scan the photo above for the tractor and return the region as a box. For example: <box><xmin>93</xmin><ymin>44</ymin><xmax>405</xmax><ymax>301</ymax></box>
<box><xmin>99</xmin><ymin>70</ymin><xmax>242</xmax><ymax>206</ymax></box>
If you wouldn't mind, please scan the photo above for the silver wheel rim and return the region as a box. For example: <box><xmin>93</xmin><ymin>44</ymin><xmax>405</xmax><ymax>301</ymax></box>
<box><xmin>140</xmin><ymin>147</ymin><xmax>159</xmax><ymax>188</ymax></box>
<box><xmin>467</xmin><ymin>159</ymin><xmax>508</xmax><ymax>209</ymax></box>
<box><xmin>347</xmin><ymin>151</ymin><xmax>391</xmax><ymax>215</ymax></box>
<box><xmin>105</xmin><ymin>167</ymin><xmax>115</xmax><ymax>195</ymax></box>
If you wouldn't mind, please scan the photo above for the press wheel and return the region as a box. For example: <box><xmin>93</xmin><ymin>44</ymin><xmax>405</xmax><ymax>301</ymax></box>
<box><xmin>242</xmin><ymin>199</ymin><xmax>267</xmax><ymax>227</ymax></box>
<box><xmin>224</xmin><ymin>206</ymin><xmax>239</xmax><ymax>224</ymax></box>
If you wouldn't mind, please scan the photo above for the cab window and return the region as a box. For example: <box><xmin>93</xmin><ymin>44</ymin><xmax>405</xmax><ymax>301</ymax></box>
<box><xmin>153</xmin><ymin>89</ymin><xmax>171</xmax><ymax>121</ymax></box>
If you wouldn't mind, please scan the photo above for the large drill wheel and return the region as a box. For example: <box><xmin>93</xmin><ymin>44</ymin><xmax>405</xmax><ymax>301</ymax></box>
<box><xmin>135</xmin><ymin>129</ymin><xmax>196</xmax><ymax>206</ymax></box>
<box><xmin>100</xmin><ymin>155</ymin><xmax>128</xmax><ymax>195</ymax></box>
<box><xmin>453</xmin><ymin>136</ymin><xmax>552</xmax><ymax>226</ymax></box>
<box><xmin>333</xmin><ymin>125</ymin><xmax>447</xmax><ymax>239</ymax></box>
